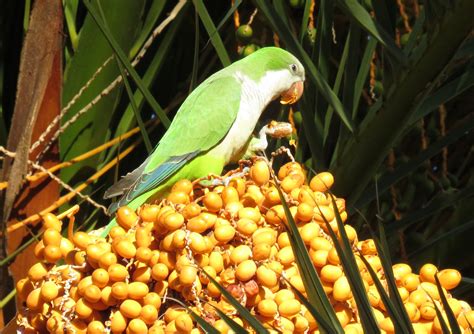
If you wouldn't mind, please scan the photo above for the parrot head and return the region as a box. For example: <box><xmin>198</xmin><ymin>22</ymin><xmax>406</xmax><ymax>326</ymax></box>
<box><xmin>240</xmin><ymin>47</ymin><xmax>305</xmax><ymax>105</ymax></box>
<box><xmin>277</xmin><ymin>58</ymin><xmax>305</xmax><ymax>105</ymax></box>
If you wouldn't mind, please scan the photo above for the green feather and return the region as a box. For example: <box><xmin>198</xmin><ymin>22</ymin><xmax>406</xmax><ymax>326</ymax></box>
<box><xmin>147</xmin><ymin>75</ymin><xmax>242</xmax><ymax>168</ymax></box>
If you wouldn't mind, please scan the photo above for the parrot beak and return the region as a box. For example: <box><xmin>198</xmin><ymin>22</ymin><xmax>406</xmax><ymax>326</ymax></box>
<box><xmin>280</xmin><ymin>80</ymin><xmax>304</xmax><ymax>105</ymax></box>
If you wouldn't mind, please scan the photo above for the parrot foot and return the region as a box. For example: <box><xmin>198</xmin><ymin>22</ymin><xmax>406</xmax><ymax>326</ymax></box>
<box><xmin>248</xmin><ymin>140</ymin><xmax>268</xmax><ymax>154</ymax></box>
<box><xmin>223</xmin><ymin>166</ymin><xmax>250</xmax><ymax>186</ymax></box>
<box><xmin>211</xmin><ymin>178</ymin><xmax>225</xmax><ymax>186</ymax></box>
<box><xmin>243</xmin><ymin>121</ymin><xmax>294</xmax><ymax>159</ymax></box>
<box><xmin>205</xmin><ymin>167</ymin><xmax>251</xmax><ymax>187</ymax></box>
<box><xmin>243</xmin><ymin>138</ymin><xmax>267</xmax><ymax>160</ymax></box>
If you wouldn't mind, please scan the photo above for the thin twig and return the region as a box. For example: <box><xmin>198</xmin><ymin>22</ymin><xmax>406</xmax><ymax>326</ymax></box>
<box><xmin>273</xmin><ymin>33</ymin><xmax>280</xmax><ymax>47</ymax></box>
<box><xmin>31</xmin><ymin>162</ymin><xmax>108</xmax><ymax>214</ymax></box>
<box><xmin>135</xmin><ymin>0</ymin><xmax>187</xmax><ymax>67</ymax></box>
<box><xmin>0</xmin><ymin>146</ymin><xmax>107</xmax><ymax>215</ymax></box>
<box><xmin>331</xmin><ymin>22</ymin><xmax>337</xmax><ymax>44</ymax></box>
<box><xmin>369</xmin><ymin>52</ymin><xmax>377</xmax><ymax>100</ymax></box>
<box><xmin>247</xmin><ymin>9</ymin><xmax>258</xmax><ymax>25</ymax></box>
<box><xmin>1</xmin><ymin>120</ymin><xmax>153</xmax><ymax>190</ymax></box>
<box><xmin>29</xmin><ymin>56</ymin><xmax>114</xmax><ymax>155</ymax></box>
<box><xmin>396</xmin><ymin>0</ymin><xmax>412</xmax><ymax>32</ymax></box>
<box><xmin>232</xmin><ymin>0</ymin><xmax>240</xmax><ymax>28</ymax></box>
<box><xmin>6</xmin><ymin>139</ymin><xmax>140</xmax><ymax>233</ymax></box>
<box><xmin>34</xmin><ymin>0</ymin><xmax>187</xmax><ymax>162</ymax></box>
<box><xmin>2</xmin><ymin>91</ymin><xmax>179</xmax><ymax>233</ymax></box>
<box><xmin>0</xmin><ymin>90</ymin><xmax>184</xmax><ymax>190</ymax></box>
<box><xmin>308</xmin><ymin>0</ymin><xmax>315</xmax><ymax>29</ymax></box>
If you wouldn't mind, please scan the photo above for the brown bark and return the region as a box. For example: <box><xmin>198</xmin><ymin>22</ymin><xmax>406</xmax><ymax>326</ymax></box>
<box><xmin>0</xmin><ymin>0</ymin><xmax>62</xmax><ymax>325</ymax></box>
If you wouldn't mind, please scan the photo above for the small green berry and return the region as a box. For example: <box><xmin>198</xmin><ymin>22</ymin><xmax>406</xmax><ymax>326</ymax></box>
<box><xmin>236</xmin><ymin>25</ymin><xmax>253</xmax><ymax>44</ymax></box>
<box><xmin>242</xmin><ymin>44</ymin><xmax>260</xmax><ymax>57</ymax></box>
<box><xmin>400</xmin><ymin>33</ymin><xmax>410</xmax><ymax>46</ymax></box>
<box><xmin>305</xmin><ymin>28</ymin><xmax>317</xmax><ymax>46</ymax></box>
<box><xmin>373</xmin><ymin>81</ymin><xmax>383</xmax><ymax>96</ymax></box>
<box><xmin>289</xmin><ymin>0</ymin><xmax>305</xmax><ymax>9</ymax></box>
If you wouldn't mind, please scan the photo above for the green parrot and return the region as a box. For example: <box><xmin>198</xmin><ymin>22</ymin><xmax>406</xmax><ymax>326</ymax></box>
<box><xmin>104</xmin><ymin>47</ymin><xmax>305</xmax><ymax>217</ymax></box>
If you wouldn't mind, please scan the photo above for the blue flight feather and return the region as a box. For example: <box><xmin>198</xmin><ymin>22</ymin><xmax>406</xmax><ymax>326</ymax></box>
<box><xmin>107</xmin><ymin>151</ymin><xmax>200</xmax><ymax>214</ymax></box>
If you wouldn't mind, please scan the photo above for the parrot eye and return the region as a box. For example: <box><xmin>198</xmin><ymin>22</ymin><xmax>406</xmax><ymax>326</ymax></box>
<box><xmin>290</xmin><ymin>64</ymin><xmax>298</xmax><ymax>73</ymax></box>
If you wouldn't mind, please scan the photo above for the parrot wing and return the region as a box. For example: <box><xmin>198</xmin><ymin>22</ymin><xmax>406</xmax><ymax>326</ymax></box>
<box><xmin>106</xmin><ymin>152</ymin><xmax>199</xmax><ymax>213</ymax></box>
<box><xmin>103</xmin><ymin>156</ymin><xmax>151</xmax><ymax>199</ymax></box>
<box><xmin>105</xmin><ymin>74</ymin><xmax>242</xmax><ymax>212</ymax></box>
<box><xmin>152</xmin><ymin>73</ymin><xmax>242</xmax><ymax>159</ymax></box>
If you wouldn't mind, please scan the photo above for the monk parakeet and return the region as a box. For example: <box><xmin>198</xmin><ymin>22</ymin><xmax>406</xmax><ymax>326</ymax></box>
<box><xmin>104</xmin><ymin>47</ymin><xmax>304</xmax><ymax>215</ymax></box>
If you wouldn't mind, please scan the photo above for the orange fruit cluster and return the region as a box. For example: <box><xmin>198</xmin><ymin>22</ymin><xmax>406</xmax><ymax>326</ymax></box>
<box><xmin>15</xmin><ymin>159</ymin><xmax>472</xmax><ymax>333</ymax></box>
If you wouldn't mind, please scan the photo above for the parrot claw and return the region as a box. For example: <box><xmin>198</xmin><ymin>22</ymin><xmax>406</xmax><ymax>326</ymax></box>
<box><xmin>211</xmin><ymin>178</ymin><xmax>224</xmax><ymax>186</ymax></box>
<box><xmin>197</xmin><ymin>167</ymin><xmax>251</xmax><ymax>188</ymax></box>
<box><xmin>222</xmin><ymin>166</ymin><xmax>250</xmax><ymax>186</ymax></box>
<box><xmin>244</xmin><ymin>121</ymin><xmax>294</xmax><ymax>159</ymax></box>
<box><xmin>249</xmin><ymin>143</ymin><xmax>268</xmax><ymax>153</ymax></box>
